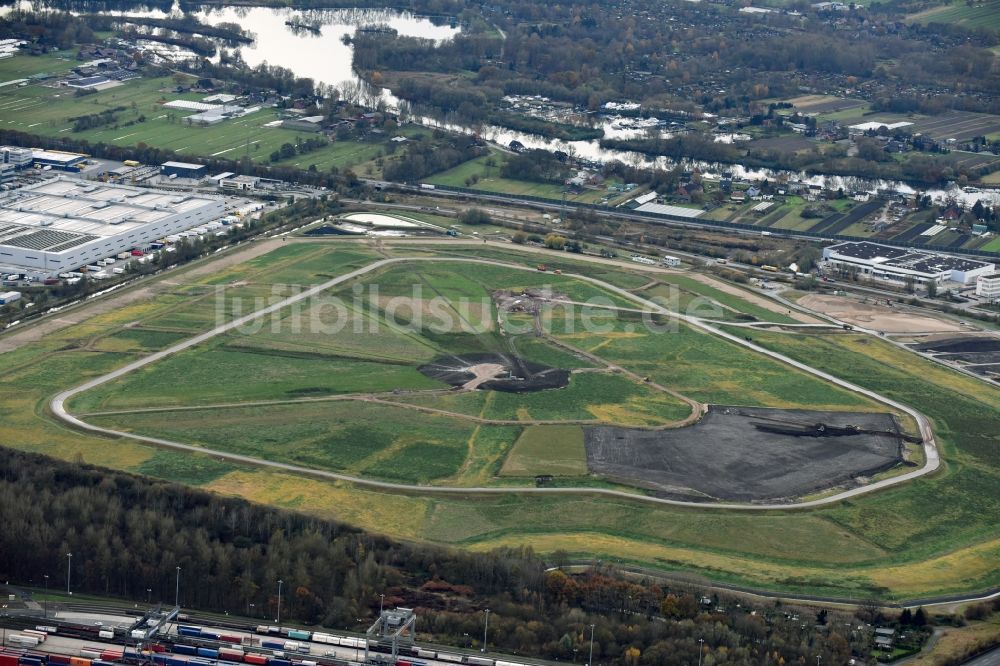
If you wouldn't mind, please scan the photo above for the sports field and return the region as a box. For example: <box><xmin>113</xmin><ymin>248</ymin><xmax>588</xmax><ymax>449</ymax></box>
<box><xmin>2</xmin><ymin>236</ymin><xmax>998</xmax><ymax>599</ymax></box>
<box><xmin>0</xmin><ymin>54</ymin><xmax>399</xmax><ymax>173</ymax></box>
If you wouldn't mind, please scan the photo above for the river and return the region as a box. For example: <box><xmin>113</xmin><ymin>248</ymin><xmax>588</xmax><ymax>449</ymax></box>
<box><xmin>5</xmin><ymin>1</ymin><xmax>998</xmax><ymax>204</ymax></box>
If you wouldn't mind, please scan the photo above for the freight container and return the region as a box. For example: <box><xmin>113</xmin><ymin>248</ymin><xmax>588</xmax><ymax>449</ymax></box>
<box><xmin>196</xmin><ymin>649</ymin><xmax>218</xmax><ymax>659</ymax></box>
<box><xmin>22</xmin><ymin>630</ymin><xmax>46</xmax><ymax>643</ymax></box>
<box><xmin>243</xmin><ymin>655</ymin><xmax>267</xmax><ymax>665</ymax></box>
<box><xmin>18</xmin><ymin>657</ymin><xmax>43</xmax><ymax>666</ymax></box>
<box><xmin>100</xmin><ymin>650</ymin><xmax>122</xmax><ymax>661</ymax></box>
<box><xmin>117</xmin><ymin>252</ymin><xmax>132</xmax><ymax>260</ymax></box>
<box><xmin>178</xmin><ymin>628</ymin><xmax>202</xmax><ymax>638</ymax></box>
<box><xmin>9</xmin><ymin>636</ymin><xmax>39</xmax><ymax>647</ymax></box>
<box><xmin>255</xmin><ymin>627</ymin><xmax>270</xmax><ymax>635</ymax></box>
<box><xmin>173</xmin><ymin>646</ymin><xmax>197</xmax><ymax>656</ymax></box>
<box><xmin>79</xmin><ymin>649</ymin><xmax>101</xmax><ymax>659</ymax></box>
<box><xmin>48</xmin><ymin>656</ymin><xmax>71</xmax><ymax>665</ymax></box>
<box><xmin>0</xmin><ymin>655</ymin><xmax>19</xmax><ymax>666</ymax></box>
<box><xmin>98</xmin><ymin>631</ymin><xmax>114</xmax><ymax>640</ymax></box>
<box><xmin>269</xmin><ymin>660</ymin><xmax>291</xmax><ymax>666</ymax></box>
<box><xmin>286</xmin><ymin>631</ymin><xmax>310</xmax><ymax>641</ymax></box>
<box><xmin>218</xmin><ymin>649</ymin><xmax>243</xmax><ymax>662</ymax></box>
<box><xmin>282</xmin><ymin>643</ymin><xmax>299</xmax><ymax>652</ymax></box>
<box><xmin>200</xmin><ymin>632</ymin><xmax>220</xmax><ymax>641</ymax></box>
<box><xmin>219</xmin><ymin>636</ymin><xmax>241</xmax><ymax>645</ymax></box>
<box><xmin>92</xmin><ymin>661</ymin><xmax>116</xmax><ymax>666</ymax></box>
<box><xmin>260</xmin><ymin>641</ymin><xmax>283</xmax><ymax>651</ymax></box>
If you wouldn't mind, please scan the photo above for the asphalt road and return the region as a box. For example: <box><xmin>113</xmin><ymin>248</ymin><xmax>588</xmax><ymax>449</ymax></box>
<box><xmin>49</xmin><ymin>253</ymin><xmax>939</xmax><ymax>511</ymax></box>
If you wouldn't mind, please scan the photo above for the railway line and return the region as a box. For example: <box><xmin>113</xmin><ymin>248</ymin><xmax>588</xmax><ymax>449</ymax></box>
<box><xmin>0</xmin><ymin>608</ymin><xmax>545</xmax><ymax>666</ymax></box>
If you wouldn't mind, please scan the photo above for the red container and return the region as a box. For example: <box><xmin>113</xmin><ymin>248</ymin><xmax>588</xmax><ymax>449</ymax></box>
<box><xmin>244</xmin><ymin>655</ymin><xmax>268</xmax><ymax>665</ymax></box>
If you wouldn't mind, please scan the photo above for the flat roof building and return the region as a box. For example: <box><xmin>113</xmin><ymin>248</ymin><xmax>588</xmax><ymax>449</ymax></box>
<box><xmin>976</xmin><ymin>272</ymin><xmax>1000</xmax><ymax>302</ymax></box>
<box><xmin>31</xmin><ymin>149</ymin><xmax>87</xmax><ymax>172</ymax></box>
<box><xmin>0</xmin><ymin>176</ymin><xmax>225</xmax><ymax>276</ymax></box>
<box><xmin>161</xmin><ymin>161</ymin><xmax>207</xmax><ymax>179</ymax></box>
<box><xmin>822</xmin><ymin>241</ymin><xmax>995</xmax><ymax>285</ymax></box>
<box><xmin>1</xmin><ymin>146</ymin><xmax>32</xmax><ymax>169</ymax></box>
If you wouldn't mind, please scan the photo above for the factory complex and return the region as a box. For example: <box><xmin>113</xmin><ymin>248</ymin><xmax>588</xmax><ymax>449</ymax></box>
<box><xmin>822</xmin><ymin>241</ymin><xmax>996</xmax><ymax>286</ymax></box>
<box><xmin>0</xmin><ymin>177</ymin><xmax>226</xmax><ymax>277</ymax></box>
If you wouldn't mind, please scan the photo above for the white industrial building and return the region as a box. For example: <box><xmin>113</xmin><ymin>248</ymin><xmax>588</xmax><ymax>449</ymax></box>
<box><xmin>822</xmin><ymin>241</ymin><xmax>995</xmax><ymax>286</ymax></box>
<box><xmin>976</xmin><ymin>273</ymin><xmax>1000</xmax><ymax>302</ymax></box>
<box><xmin>0</xmin><ymin>177</ymin><xmax>226</xmax><ymax>276</ymax></box>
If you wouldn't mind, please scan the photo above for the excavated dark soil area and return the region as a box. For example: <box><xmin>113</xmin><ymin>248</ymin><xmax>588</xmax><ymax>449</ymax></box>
<box><xmin>585</xmin><ymin>406</ymin><xmax>904</xmax><ymax>502</ymax></box>
<box><xmin>912</xmin><ymin>337</ymin><xmax>1000</xmax><ymax>354</ymax></box>
<box><xmin>418</xmin><ymin>353</ymin><xmax>570</xmax><ymax>392</ymax></box>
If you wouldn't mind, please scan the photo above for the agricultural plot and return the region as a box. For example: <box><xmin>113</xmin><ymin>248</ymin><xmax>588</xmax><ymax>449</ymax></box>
<box><xmin>905</xmin><ymin>110</ymin><xmax>1000</xmax><ymax>142</ymax></box>
<box><xmin>785</xmin><ymin>95</ymin><xmax>867</xmax><ymax>115</ymax></box>
<box><xmin>908</xmin><ymin>0</ymin><xmax>1000</xmax><ymax>28</ymax></box>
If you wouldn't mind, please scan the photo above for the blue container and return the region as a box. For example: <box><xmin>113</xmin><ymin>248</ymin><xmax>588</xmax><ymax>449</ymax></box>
<box><xmin>268</xmin><ymin>660</ymin><xmax>292</xmax><ymax>666</ymax></box>
<box><xmin>261</xmin><ymin>642</ymin><xmax>283</xmax><ymax>650</ymax></box>
<box><xmin>197</xmin><ymin>650</ymin><xmax>219</xmax><ymax>659</ymax></box>
<box><xmin>178</xmin><ymin>629</ymin><xmax>202</xmax><ymax>638</ymax></box>
<box><xmin>174</xmin><ymin>646</ymin><xmax>198</xmax><ymax>656</ymax></box>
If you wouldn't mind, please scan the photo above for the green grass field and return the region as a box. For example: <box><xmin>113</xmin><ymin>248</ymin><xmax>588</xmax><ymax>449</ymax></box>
<box><xmin>3</xmin><ymin>238</ymin><xmax>1000</xmax><ymax>600</ymax></box>
<box><xmin>907</xmin><ymin>0</ymin><xmax>1000</xmax><ymax>26</ymax></box>
<box><xmin>426</xmin><ymin>149</ymin><xmax>630</xmax><ymax>205</ymax></box>
<box><xmin>0</xmin><ymin>55</ymin><xmax>399</xmax><ymax>173</ymax></box>
<box><xmin>499</xmin><ymin>425</ymin><xmax>587</xmax><ymax>476</ymax></box>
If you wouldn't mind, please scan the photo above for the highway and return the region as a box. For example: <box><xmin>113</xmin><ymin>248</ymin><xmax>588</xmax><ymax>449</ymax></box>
<box><xmin>50</xmin><ymin>253</ymin><xmax>939</xmax><ymax>511</ymax></box>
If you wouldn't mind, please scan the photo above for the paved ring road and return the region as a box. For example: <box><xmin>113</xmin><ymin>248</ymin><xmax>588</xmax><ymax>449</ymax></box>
<box><xmin>50</xmin><ymin>255</ymin><xmax>939</xmax><ymax>511</ymax></box>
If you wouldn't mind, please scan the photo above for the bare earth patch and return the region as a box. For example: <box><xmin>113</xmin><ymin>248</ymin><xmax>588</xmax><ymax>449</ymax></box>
<box><xmin>798</xmin><ymin>293</ymin><xmax>964</xmax><ymax>333</ymax></box>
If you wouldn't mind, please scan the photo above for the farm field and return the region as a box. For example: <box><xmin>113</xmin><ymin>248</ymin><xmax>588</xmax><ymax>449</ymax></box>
<box><xmin>500</xmin><ymin>425</ymin><xmax>587</xmax><ymax>477</ymax></box>
<box><xmin>2</xmin><ymin>236</ymin><xmax>999</xmax><ymax>599</ymax></box>
<box><xmin>907</xmin><ymin>0</ymin><xmax>1000</xmax><ymax>27</ymax></box>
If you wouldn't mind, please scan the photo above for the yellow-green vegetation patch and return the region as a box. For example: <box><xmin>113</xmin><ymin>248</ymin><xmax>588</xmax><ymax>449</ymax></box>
<box><xmin>485</xmin><ymin>372</ymin><xmax>692</xmax><ymax>425</ymax></box>
<box><xmin>500</xmin><ymin>425</ymin><xmax>587</xmax><ymax>477</ymax></box>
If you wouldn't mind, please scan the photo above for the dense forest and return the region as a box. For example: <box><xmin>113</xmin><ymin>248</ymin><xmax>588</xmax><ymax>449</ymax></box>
<box><xmin>0</xmin><ymin>447</ymin><xmax>970</xmax><ymax>666</ymax></box>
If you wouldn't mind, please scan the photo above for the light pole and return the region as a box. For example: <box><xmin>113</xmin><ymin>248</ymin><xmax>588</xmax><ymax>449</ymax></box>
<box><xmin>43</xmin><ymin>575</ymin><xmax>48</xmax><ymax>619</ymax></box>
<box><xmin>379</xmin><ymin>593</ymin><xmax>384</xmax><ymax>617</ymax></box>
<box><xmin>277</xmin><ymin>580</ymin><xmax>283</xmax><ymax>624</ymax></box>
<box><xmin>698</xmin><ymin>639</ymin><xmax>704</xmax><ymax>666</ymax></box>
<box><xmin>147</xmin><ymin>588</ymin><xmax>152</xmax><ymax>604</ymax></box>
<box><xmin>481</xmin><ymin>609</ymin><xmax>490</xmax><ymax>653</ymax></box>
<box><xmin>175</xmin><ymin>567</ymin><xmax>181</xmax><ymax>607</ymax></box>
<box><xmin>66</xmin><ymin>553</ymin><xmax>72</xmax><ymax>595</ymax></box>
<box><xmin>587</xmin><ymin>624</ymin><xmax>595</xmax><ymax>666</ymax></box>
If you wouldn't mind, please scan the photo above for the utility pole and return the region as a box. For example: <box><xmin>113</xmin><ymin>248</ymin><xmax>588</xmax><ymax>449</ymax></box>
<box><xmin>277</xmin><ymin>580</ymin><xmax>284</xmax><ymax>624</ymax></box>
<box><xmin>43</xmin><ymin>575</ymin><xmax>48</xmax><ymax>619</ymax></box>
<box><xmin>588</xmin><ymin>624</ymin><xmax>595</xmax><ymax>666</ymax></box>
<box><xmin>698</xmin><ymin>639</ymin><xmax>705</xmax><ymax>666</ymax></box>
<box><xmin>66</xmin><ymin>553</ymin><xmax>72</xmax><ymax>595</ymax></box>
<box><xmin>175</xmin><ymin>567</ymin><xmax>181</xmax><ymax>607</ymax></box>
<box><xmin>379</xmin><ymin>593</ymin><xmax>384</xmax><ymax>616</ymax></box>
<box><xmin>481</xmin><ymin>609</ymin><xmax>490</xmax><ymax>653</ymax></box>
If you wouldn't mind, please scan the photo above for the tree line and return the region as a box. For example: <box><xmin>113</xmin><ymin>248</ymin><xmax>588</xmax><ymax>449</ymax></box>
<box><xmin>0</xmin><ymin>445</ymin><xmax>957</xmax><ymax>666</ymax></box>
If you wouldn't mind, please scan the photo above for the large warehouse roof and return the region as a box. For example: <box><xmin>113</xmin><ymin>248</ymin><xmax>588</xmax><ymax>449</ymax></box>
<box><xmin>0</xmin><ymin>177</ymin><xmax>221</xmax><ymax>256</ymax></box>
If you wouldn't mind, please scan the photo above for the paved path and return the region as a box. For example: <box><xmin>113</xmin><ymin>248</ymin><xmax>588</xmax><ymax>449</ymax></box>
<box><xmin>50</xmin><ymin>256</ymin><xmax>939</xmax><ymax>511</ymax></box>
